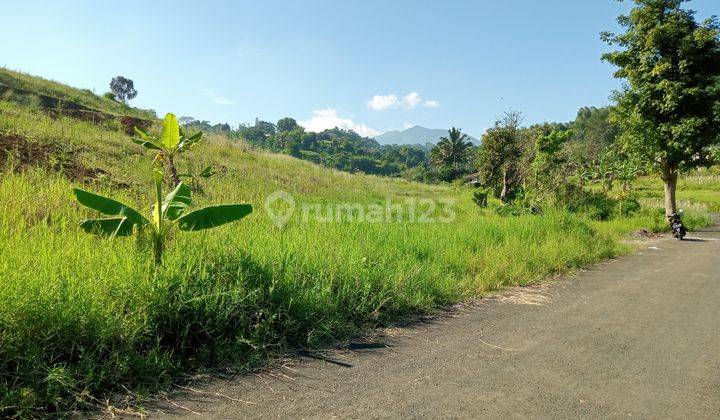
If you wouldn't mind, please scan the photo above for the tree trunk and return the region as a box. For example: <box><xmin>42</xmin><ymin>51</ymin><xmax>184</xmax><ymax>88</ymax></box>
<box><xmin>661</xmin><ymin>164</ymin><xmax>678</xmax><ymax>218</ymax></box>
<box><xmin>500</xmin><ymin>167</ymin><xmax>509</xmax><ymax>203</ymax></box>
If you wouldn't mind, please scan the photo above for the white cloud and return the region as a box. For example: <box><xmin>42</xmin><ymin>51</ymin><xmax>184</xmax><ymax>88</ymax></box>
<box><xmin>201</xmin><ymin>89</ymin><xmax>236</xmax><ymax>106</ymax></box>
<box><xmin>300</xmin><ymin>108</ymin><xmax>381</xmax><ymax>137</ymax></box>
<box><xmin>367</xmin><ymin>92</ymin><xmax>439</xmax><ymax>111</ymax></box>
<box><xmin>402</xmin><ymin>92</ymin><xmax>422</xmax><ymax>109</ymax></box>
<box><xmin>367</xmin><ymin>94</ymin><xmax>398</xmax><ymax>111</ymax></box>
<box><xmin>403</xmin><ymin>122</ymin><xmax>414</xmax><ymax>129</ymax></box>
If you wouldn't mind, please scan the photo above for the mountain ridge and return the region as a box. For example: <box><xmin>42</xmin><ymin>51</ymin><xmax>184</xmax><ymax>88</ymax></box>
<box><xmin>375</xmin><ymin>125</ymin><xmax>480</xmax><ymax>146</ymax></box>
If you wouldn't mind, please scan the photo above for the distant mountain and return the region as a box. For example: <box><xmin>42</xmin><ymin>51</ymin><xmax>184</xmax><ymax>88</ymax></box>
<box><xmin>374</xmin><ymin>125</ymin><xmax>480</xmax><ymax>146</ymax></box>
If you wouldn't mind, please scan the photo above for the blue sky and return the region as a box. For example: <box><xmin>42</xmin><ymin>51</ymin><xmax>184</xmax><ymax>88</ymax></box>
<box><xmin>1</xmin><ymin>0</ymin><xmax>717</xmax><ymax>137</ymax></box>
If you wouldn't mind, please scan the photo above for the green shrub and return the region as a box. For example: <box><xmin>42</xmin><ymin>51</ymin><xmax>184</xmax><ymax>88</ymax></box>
<box><xmin>614</xmin><ymin>196</ymin><xmax>641</xmax><ymax>218</ymax></box>
<box><xmin>549</xmin><ymin>184</ymin><xmax>615</xmax><ymax>221</ymax></box>
<box><xmin>681</xmin><ymin>209</ymin><xmax>713</xmax><ymax>231</ymax></box>
<box><xmin>472</xmin><ymin>188</ymin><xmax>490</xmax><ymax>207</ymax></box>
<box><xmin>522</xmin><ymin>184</ymin><xmax>641</xmax><ymax>221</ymax></box>
<box><xmin>573</xmin><ymin>192</ymin><xmax>615</xmax><ymax>220</ymax></box>
<box><xmin>492</xmin><ymin>198</ymin><xmax>542</xmax><ymax>217</ymax></box>
<box><xmin>102</xmin><ymin>91</ymin><xmax>116</xmax><ymax>101</ymax></box>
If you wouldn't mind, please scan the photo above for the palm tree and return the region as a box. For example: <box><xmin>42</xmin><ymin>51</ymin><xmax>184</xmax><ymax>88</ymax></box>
<box><xmin>430</xmin><ymin>127</ymin><xmax>473</xmax><ymax>174</ymax></box>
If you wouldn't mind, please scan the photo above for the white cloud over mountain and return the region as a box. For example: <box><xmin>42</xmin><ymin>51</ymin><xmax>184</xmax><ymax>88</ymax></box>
<box><xmin>367</xmin><ymin>94</ymin><xmax>398</xmax><ymax>111</ymax></box>
<box><xmin>402</xmin><ymin>92</ymin><xmax>422</xmax><ymax>109</ymax></box>
<box><xmin>367</xmin><ymin>92</ymin><xmax>439</xmax><ymax>111</ymax></box>
<box><xmin>299</xmin><ymin>108</ymin><xmax>380</xmax><ymax>137</ymax></box>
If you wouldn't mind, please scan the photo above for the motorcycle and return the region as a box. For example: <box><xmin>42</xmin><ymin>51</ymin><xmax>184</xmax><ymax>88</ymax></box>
<box><xmin>668</xmin><ymin>211</ymin><xmax>687</xmax><ymax>240</ymax></box>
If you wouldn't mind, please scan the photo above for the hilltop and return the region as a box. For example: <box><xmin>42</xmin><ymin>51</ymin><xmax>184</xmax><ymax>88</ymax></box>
<box><xmin>0</xmin><ymin>67</ymin><xmax>156</xmax><ymax>120</ymax></box>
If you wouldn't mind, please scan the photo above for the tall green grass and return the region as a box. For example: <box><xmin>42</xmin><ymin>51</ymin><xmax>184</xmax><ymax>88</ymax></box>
<box><xmin>0</xmin><ymin>171</ymin><xmax>627</xmax><ymax>415</ymax></box>
<box><xmin>0</xmin><ymin>100</ymin><xmax>715</xmax><ymax>416</ymax></box>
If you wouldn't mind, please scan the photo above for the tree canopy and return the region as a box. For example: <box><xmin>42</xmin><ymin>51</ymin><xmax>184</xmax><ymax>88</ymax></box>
<box><xmin>430</xmin><ymin>127</ymin><xmax>474</xmax><ymax>179</ymax></box>
<box><xmin>109</xmin><ymin>76</ymin><xmax>137</xmax><ymax>103</ymax></box>
<box><xmin>601</xmin><ymin>0</ymin><xmax>720</xmax><ymax>214</ymax></box>
<box><xmin>476</xmin><ymin>111</ymin><xmax>526</xmax><ymax>202</ymax></box>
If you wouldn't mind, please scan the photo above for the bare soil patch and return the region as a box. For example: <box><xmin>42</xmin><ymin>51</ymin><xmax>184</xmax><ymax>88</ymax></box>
<box><xmin>120</xmin><ymin>116</ymin><xmax>152</xmax><ymax>135</ymax></box>
<box><xmin>44</xmin><ymin>108</ymin><xmax>115</xmax><ymax>124</ymax></box>
<box><xmin>0</xmin><ymin>131</ymin><xmax>108</xmax><ymax>182</ymax></box>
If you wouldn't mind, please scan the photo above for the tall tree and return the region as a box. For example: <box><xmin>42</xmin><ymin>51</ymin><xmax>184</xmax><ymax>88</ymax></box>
<box><xmin>430</xmin><ymin>127</ymin><xmax>473</xmax><ymax>175</ymax></box>
<box><xmin>570</xmin><ymin>106</ymin><xmax>619</xmax><ymax>160</ymax></box>
<box><xmin>277</xmin><ymin>117</ymin><xmax>299</xmax><ymax>132</ymax></box>
<box><xmin>530</xmin><ymin>129</ymin><xmax>574</xmax><ymax>194</ymax></box>
<box><xmin>601</xmin><ymin>0</ymin><xmax>720</xmax><ymax>216</ymax></box>
<box><xmin>109</xmin><ymin>76</ymin><xmax>137</xmax><ymax>103</ymax></box>
<box><xmin>476</xmin><ymin>111</ymin><xmax>525</xmax><ymax>202</ymax></box>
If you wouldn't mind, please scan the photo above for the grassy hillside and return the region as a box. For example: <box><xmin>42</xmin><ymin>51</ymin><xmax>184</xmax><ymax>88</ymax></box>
<box><xmin>0</xmin><ymin>90</ymin><xmax>715</xmax><ymax>415</ymax></box>
<box><xmin>0</xmin><ymin>67</ymin><xmax>155</xmax><ymax>120</ymax></box>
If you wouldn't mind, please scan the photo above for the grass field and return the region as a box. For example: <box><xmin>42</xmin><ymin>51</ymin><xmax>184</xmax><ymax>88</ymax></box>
<box><xmin>633</xmin><ymin>169</ymin><xmax>720</xmax><ymax>213</ymax></box>
<box><xmin>0</xmin><ymin>99</ymin><xmax>716</xmax><ymax>416</ymax></box>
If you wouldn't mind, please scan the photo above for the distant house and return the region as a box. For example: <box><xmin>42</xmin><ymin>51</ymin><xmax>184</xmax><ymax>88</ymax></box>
<box><xmin>465</xmin><ymin>172</ymin><xmax>482</xmax><ymax>186</ymax></box>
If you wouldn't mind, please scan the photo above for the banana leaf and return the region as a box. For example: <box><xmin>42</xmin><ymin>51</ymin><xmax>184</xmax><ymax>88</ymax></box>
<box><xmin>73</xmin><ymin>188</ymin><xmax>147</xmax><ymax>226</ymax></box>
<box><xmin>177</xmin><ymin>204</ymin><xmax>252</xmax><ymax>231</ymax></box>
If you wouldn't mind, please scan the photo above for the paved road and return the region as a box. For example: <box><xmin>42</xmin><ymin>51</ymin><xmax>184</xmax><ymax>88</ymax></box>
<box><xmin>159</xmin><ymin>227</ymin><xmax>720</xmax><ymax>418</ymax></box>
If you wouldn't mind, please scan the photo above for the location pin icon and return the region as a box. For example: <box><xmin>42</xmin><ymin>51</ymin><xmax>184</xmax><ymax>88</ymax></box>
<box><xmin>265</xmin><ymin>190</ymin><xmax>295</xmax><ymax>228</ymax></box>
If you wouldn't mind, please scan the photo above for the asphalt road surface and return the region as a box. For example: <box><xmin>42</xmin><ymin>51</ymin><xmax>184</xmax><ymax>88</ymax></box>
<box><xmin>157</xmin><ymin>227</ymin><xmax>719</xmax><ymax>418</ymax></box>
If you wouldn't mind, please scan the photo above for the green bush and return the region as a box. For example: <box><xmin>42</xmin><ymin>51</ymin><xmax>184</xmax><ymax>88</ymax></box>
<box><xmin>551</xmin><ymin>185</ymin><xmax>613</xmax><ymax>221</ymax></box>
<box><xmin>472</xmin><ymin>188</ymin><xmax>490</xmax><ymax>207</ymax></box>
<box><xmin>614</xmin><ymin>196</ymin><xmax>641</xmax><ymax>218</ymax></box>
<box><xmin>492</xmin><ymin>198</ymin><xmax>542</xmax><ymax>217</ymax></box>
<box><xmin>681</xmin><ymin>209</ymin><xmax>713</xmax><ymax>231</ymax></box>
<box><xmin>102</xmin><ymin>91</ymin><xmax>117</xmax><ymax>101</ymax></box>
<box><xmin>520</xmin><ymin>184</ymin><xmax>642</xmax><ymax>221</ymax></box>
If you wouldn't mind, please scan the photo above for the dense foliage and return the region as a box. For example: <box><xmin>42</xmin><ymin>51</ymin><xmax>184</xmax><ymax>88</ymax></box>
<box><xmin>429</xmin><ymin>127</ymin><xmax>475</xmax><ymax>181</ymax></box>
<box><xmin>182</xmin><ymin>116</ymin><xmax>434</xmax><ymax>179</ymax></box>
<box><xmin>601</xmin><ymin>0</ymin><xmax>720</xmax><ymax>215</ymax></box>
<box><xmin>180</xmin><ymin>108</ymin><xmax>623</xmax><ymax>187</ymax></box>
<box><xmin>471</xmin><ymin>105</ymin><xmax>653</xmax><ymax>219</ymax></box>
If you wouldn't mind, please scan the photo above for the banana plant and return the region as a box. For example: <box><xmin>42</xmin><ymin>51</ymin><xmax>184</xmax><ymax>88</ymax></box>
<box><xmin>582</xmin><ymin>150</ymin><xmax>618</xmax><ymax>192</ymax></box>
<box><xmin>615</xmin><ymin>159</ymin><xmax>643</xmax><ymax>194</ymax></box>
<box><xmin>73</xmin><ymin>168</ymin><xmax>252</xmax><ymax>265</ymax></box>
<box><xmin>133</xmin><ymin>113</ymin><xmax>203</xmax><ymax>186</ymax></box>
<box><xmin>178</xmin><ymin>162</ymin><xmax>215</xmax><ymax>194</ymax></box>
